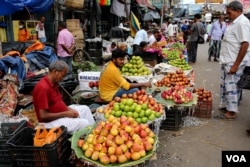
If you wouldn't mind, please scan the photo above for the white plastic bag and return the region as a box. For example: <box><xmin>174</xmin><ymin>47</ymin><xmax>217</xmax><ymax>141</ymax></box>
<box><xmin>204</xmin><ymin>33</ymin><xmax>208</xmax><ymax>42</ymax></box>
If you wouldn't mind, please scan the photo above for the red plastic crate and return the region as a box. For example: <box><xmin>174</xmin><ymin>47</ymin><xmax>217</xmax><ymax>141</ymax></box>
<box><xmin>194</xmin><ymin>100</ymin><xmax>213</xmax><ymax>118</ymax></box>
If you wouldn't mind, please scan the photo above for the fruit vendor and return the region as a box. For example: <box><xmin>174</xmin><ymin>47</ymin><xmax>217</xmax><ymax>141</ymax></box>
<box><xmin>99</xmin><ymin>48</ymin><xmax>152</xmax><ymax>102</ymax></box>
<box><xmin>33</xmin><ymin>60</ymin><xmax>95</xmax><ymax>134</ymax></box>
<box><xmin>133</xmin><ymin>41</ymin><xmax>147</xmax><ymax>57</ymax></box>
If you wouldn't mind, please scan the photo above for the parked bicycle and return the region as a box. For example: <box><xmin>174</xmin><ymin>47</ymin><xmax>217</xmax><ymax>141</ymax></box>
<box><xmin>73</xmin><ymin>37</ymin><xmax>92</xmax><ymax>63</ymax></box>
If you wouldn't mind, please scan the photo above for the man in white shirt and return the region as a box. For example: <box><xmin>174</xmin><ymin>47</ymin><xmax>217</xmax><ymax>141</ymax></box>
<box><xmin>205</xmin><ymin>12</ymin><xmax>212</xmax><ymax>23</ymax></box>
<box><xmin>36</xmin><ymin>16</ymin><xmax>46</xmax><ymax>43</ymax></box>
<box><xmin>166</xmin><ymin>21</ymin><xmax>174</xmax><ymax>37</ymax></box>
<box><xmin>132</xmin><ymin>26</ymin><xmax>150</xmax><ymax>52</ymax></box>
<box><xmin>219</xmin><ymin>1</ymin><xmax>250</xmax><ymax>120</ymax></box>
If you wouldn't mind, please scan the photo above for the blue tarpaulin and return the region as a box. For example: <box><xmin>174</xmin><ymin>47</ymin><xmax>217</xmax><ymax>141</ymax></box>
<box><xmin>0</xmin><ymin>0</ymin><xmax>54</xmax><ymax>15</ymax></box>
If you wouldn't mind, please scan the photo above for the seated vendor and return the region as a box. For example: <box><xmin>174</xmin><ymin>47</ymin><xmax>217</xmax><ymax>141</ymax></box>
<box><xmin>32</xmin><ymin>60</ymin><xmax>95</xmax><ymax>134</ymax></box>
<box><xmin>133</xmin><ymin>41</ymin><xmax>148</xmax><ymax>57</ymax></box>
<box><xmin>106</xmin><ymin>42</ymin><xmax>117</xmax><ymax>53</ymax></box>
<box><xmin>99</xmin><ymin>48</ymin><xmax>151</xmax><ymax>102</ymax></box>
<box><xmin>151</xmin><ymin>28</ymin><xmax>167</xmax><ymax>47</ymax></box>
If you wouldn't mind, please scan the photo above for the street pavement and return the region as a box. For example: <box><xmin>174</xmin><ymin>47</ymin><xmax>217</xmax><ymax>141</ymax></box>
<box><xmin>154</xmin><ymin>42</ymin><xmax>250</xmax><ymax>167</ymax></box>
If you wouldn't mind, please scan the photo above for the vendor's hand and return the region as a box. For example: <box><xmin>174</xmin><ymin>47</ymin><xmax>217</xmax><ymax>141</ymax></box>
<box><xmin>65</xmin><ymin>110</ymin><xmax>79</xmax><ymax>118</ymax></box>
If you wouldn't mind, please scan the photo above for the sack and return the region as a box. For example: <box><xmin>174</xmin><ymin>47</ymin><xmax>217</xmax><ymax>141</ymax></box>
<box><xmin>197</xmin><ymin>35</ymin><xmax>205</xmax><ymax>44</ymax></box>
<box><xmin>34</xmin><ymin>125</ymin><xmax>62</xmax><ymax>147</ymax></box>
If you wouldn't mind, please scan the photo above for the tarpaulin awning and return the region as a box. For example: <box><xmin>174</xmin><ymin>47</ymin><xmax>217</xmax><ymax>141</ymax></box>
<box><xmin>0</xmin><ymin>0</ymin><xmax>54</xmax><ymax>15</ymax></box>
<box><xmin>143</xmin><ymin>11</ymin><xmax>160</xmax><ymax>21</ymax></box>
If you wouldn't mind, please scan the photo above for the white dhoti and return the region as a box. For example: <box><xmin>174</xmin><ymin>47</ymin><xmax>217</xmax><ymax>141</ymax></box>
<box><xmin>40</xmin><ymin>104</ymin><xmax>95</xmax><ymax>134</ymax></box>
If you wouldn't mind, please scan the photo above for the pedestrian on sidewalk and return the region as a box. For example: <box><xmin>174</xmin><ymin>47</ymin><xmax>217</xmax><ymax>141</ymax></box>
<box><xmin>219</xmin><ymin>1</ymin><xmax>250</xmax><ymax>120</ymax></box>
<box><xmin>187</xmin><ymin>14</ymin><xmax>204</xmax><ymax>63</ymax></box>
<box><xmin>207</xmin><ymin>15</ymin><xmax>226</xmax><ymax>62</ymax></box>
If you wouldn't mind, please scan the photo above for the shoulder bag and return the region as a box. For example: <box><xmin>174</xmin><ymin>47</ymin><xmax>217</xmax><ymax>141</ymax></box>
<box><xmin>237</xmin><ymin>67</ymin><xmax>250</xmax><ymax>90</ymax></box>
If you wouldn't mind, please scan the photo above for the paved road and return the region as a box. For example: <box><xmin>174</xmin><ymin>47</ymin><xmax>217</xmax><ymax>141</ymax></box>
<box><xmin>154</xmin><ymin>42</ymin><xmax>250</xmax><ymax>167</ymax></box>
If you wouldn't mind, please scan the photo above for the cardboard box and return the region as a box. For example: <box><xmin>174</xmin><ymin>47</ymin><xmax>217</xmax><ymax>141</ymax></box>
<box><xmin>78</xmin><ymin>72</ymin><xmax>100</xmax><ymax>90</ymax></box>
<box><xmin>143</xmin><ymin>59</ymin><xmax>157</xmax><ymax>67</ymax></box>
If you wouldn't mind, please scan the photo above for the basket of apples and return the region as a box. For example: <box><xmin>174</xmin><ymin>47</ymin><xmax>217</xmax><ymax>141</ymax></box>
<box><xmin>72</xmin><ymin>116</ymin><xmax>158</xmax><ymax>167</ymax></box>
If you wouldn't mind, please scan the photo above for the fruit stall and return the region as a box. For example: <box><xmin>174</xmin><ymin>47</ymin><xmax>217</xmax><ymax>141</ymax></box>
<box><xmin>0</xmin><ymin>38</ymin><xmax>214</xmax><ymax>167</ymax></box>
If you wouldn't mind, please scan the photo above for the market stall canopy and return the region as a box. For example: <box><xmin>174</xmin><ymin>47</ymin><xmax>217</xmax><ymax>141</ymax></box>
<box><xmin>143</xmin><ymin>11</ymin><xmax>160</xmax><ymax>21</ymax></box>
<box><xmin>172</xmin><ymin>8</ymin><xmax>186</xmax><ymax>18</ymax></box>
<box><xmin>173</xmin><ymin>18</ymin><xmax>182</xmax><ymax>23</ymax></box>
<box><xmin>0</xmin><ymin>0</ymin><xmax>53</xmax><ymax>15</ymax></box>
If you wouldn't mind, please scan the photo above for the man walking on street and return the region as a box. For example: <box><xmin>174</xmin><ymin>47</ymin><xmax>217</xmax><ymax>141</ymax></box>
<box><xmin>187</xmin><ymin>14</ymin><xmax>204</xmax><ymax>63</ymax></box>
<box><xmin>207</xmin><ymin>15</ymin><xmax>227</xmax><ymax>62</ymax></box>
<box><xmin>219</xmin><ymin>1</ymin><xmax>250</xmax><ymax>120</ymax></box>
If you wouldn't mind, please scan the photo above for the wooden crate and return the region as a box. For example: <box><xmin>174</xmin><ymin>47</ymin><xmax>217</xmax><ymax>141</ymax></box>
<box><xmin>194</xmin><ymin>100</ymin><xmax>212</xmax><ymax>118</ymax></box>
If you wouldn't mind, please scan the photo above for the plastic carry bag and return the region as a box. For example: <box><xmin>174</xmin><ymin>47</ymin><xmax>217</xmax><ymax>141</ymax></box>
<box><xmin>197</xmin><ymin>35</ymin><xmax>205</xmax><ymax>44</ymax></box>
<box><xmin>34</xmin><ymin>125</ymin><xmax>62</xmax><ymax>147</ymax></box>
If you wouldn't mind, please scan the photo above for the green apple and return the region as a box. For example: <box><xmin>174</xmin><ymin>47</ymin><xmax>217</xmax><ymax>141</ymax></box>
<box><xmin>127</xmin><ymin>112</ymin><xmax>133</xmax><ymax>117</ymax></box>
<box><xmin>148</xmin><ymin>114</ymin><xmax>155</xmax><ymax>121</ymax></box>
<box><xmin>155</xmin><ymin>112</ymin><xmax>161</xmax><ymax>118</ymax></box>
<box><xmin>136</xmin><ymin>118</ymin><xmax>142</xmax><ymax>123</ymax></box>
<box><xmin>135</xmin><ymin>105</ymin><xmax>142</xmax><ymax>113</ymax></box>
<box><xmin>133</xmin><ymin>112</ymin><xmax>139</xmax><ymax>118</ymax></box>
<box><xmin>141</xmin><ymin>104</ymin><xmax>148</xmax><ymax>110</ymax></box>
<box><xmin>124</xmin><ymin>106</ymin><xmax>130</xmax><ymax>112</ymax></box>
<box><xmin>114</xmin><ymin>110</ymin><xmax>122</xmax><ymax>117</ymax></box>
<box><xmin>141</xmin><ymin>117</ymin><xmax>148</xmax><ymax>123</ymax></box>
<box><xmin>126</xmin><ymin>98</ymin><xmax>134</xmax><ymax>106</ymax></box>
<box><xmin>145</xmin><ymin>109</ymin><xmax>152</xmax><ymax>117</ymax></box>
<box><xmin>113</xmin><ymin>103</ymin><xmax>120</xmax><ymax>111</ymax></box>
<box><xmin>139</xmin><ymin>110</ymin><xmax>145</xmax><ymax>118</ymax></box>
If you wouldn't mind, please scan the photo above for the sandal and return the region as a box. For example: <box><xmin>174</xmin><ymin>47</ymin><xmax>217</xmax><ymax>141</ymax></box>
<box><xmin>224</xmin><ymin>112</ymin><xmax>236</xmax><ymax>120</ymax></box>
<box><xmin>213</xmin><ymin>113</ymin><xmax>236</xmax><ymax>121</ymax></box>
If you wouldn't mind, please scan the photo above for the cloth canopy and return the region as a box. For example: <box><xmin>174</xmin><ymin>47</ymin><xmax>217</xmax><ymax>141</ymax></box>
<box><xmin>143</xmin><ymin>11</ymin><xmax>160</xmax><ymax>21</ymax></box>
<box><xmin>0</xmin><ymin>0</ymin><xmax>53</xmax><ymax>15</ymax></box>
